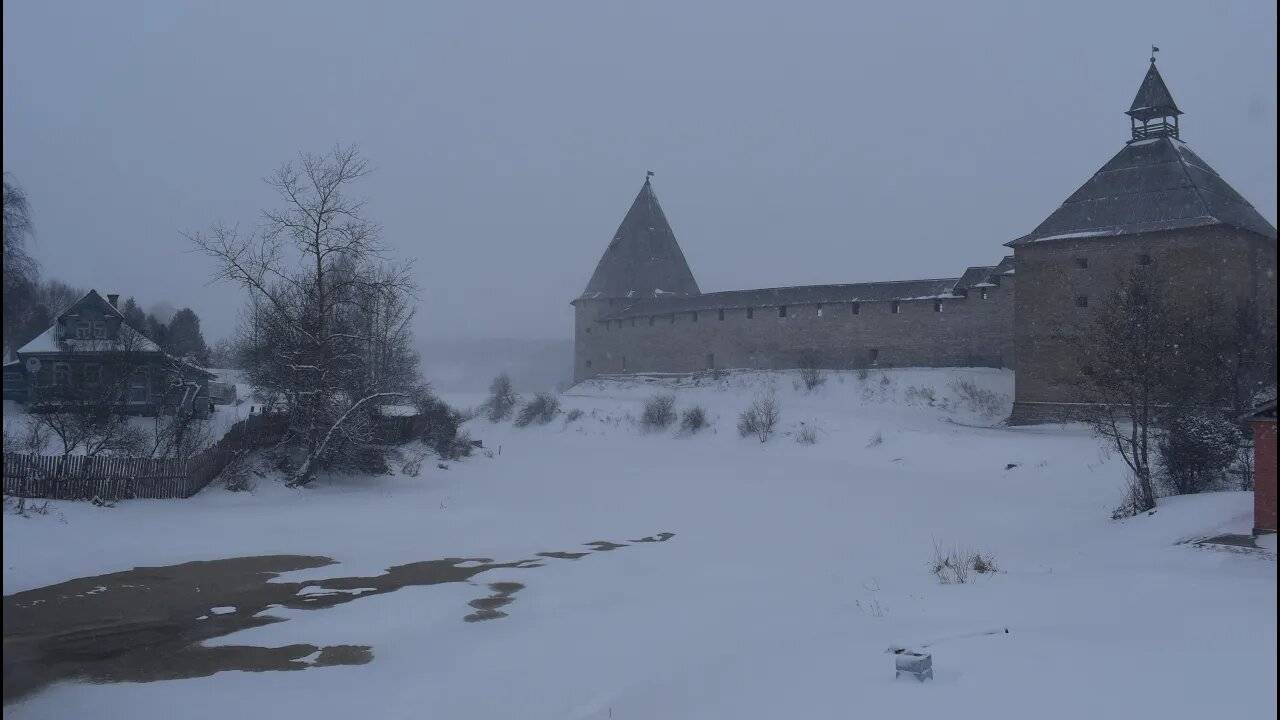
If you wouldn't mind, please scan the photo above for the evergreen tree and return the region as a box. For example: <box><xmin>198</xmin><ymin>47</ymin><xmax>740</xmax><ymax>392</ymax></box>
<box><xmin>167</xmin><ymin>308</ymin><xmax>210</xmax><ymax>364</ymax></box>
<box><xmin>121</xmin><ymin>296</ymin><xmax>147</xmax><ymax>332</ymax></box>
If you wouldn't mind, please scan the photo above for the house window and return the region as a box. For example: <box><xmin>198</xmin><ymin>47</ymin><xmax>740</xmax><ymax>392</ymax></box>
<box><xmin>980</xmin><ymin>288</ymin><xmax>989</xmax><ymax>300</ymax></box>
<box><xmin>1137</xmin><ymin>253</ymin><xmax>1152</xmax><ymax>266</ymax></box>
<box><xmin>54</xmin><ymin>362</ymin><xmax>71</xmax><ymax>386</ymax></box>
<box><xmin>869</xmin><ymin>348</ymin><xmax>879</xmax><ymax>365</ymax></box>
<box><xmin>718</xmin><ymin>309</ymin><xmax>725</xmax><ymax>321</ymax></box>
<box><xmin>706</xmin><ymin>353</ymin><xmax>715</xmax><ymax>370</ymax></box>
<box><xmin>586</xmin><ymin>327</ymin><xmax>592</xmax><ymax>334</ymax></box>
<box><xmin>75</xmin><ymin>321</ymin><xmax>92</xmax><ymax>339</ymax></box>
<box><xmin>631</xmin><ymin>318</ymin><xmax>636</xmax><ymax>327</ymax></box>
<box><xmin>691</xmin><ymin>311</ymin><xmax>698</xmax><ymax>322</ymax></box>
<box><xmin>778</xmin><ymin>306</ymin><xmax>787</xmax><ymax>318</ymax></box>
<box><xmin>816</xmin><ymin>304</ymin><xmax>823</xmax><ymax>317</ymax></box>
<box><xmin>1074</xmin><ymin>257</ymin><xmax>1088</xmax><ymax>269</ymax></box>
<box><xmin>851</xmin><ymin>302</ymin><xmax>860</xmax><ymax>315</ymax></box>
<box><xmin>585</xmin><ymin>360</ymin><xmax>593</xmax><ymax>369</ymax></box>
<box><xmin>1075</xmin><ymin>295</ymin><xmax>1089</xmax><ymax>308</ymax></box>
<box><xmin>747</xmin><ymin>308</ymin><xmax>754</xmax><ymax>319</ymax></box>
<box><xmin>92</xmin><ymin>321</ymin><xmax>106</xmax><ymax>339</ymax></box>
<box><xmin>669</xmin><ymin>314</ymin><xmax>675</xmax><ymax>324</ymax></box>
<box><xmin>891</xmin><ymin>301</ymin><xmax>901</xmax><ymax>314</ymax></box>
<box><xmin>35</xmin><ymin>365</ymin><xmax>53</xmax><ymax>387</ymax></box>
<box><xmin>649</xmin><ymin>316</ymin><xmax>656</xmax><ymax>326</ymax></box>
<box><xmin>933</xmin><ymin>300</ymin><xmax>943</xmax><ymax>313</ymax></box>
<box><xmin>621</xmin><ymin>356</ymin><xmax>627</xmax><ymax>371</ymax></box>
<box><xmin>81</xmin><ymin>364</ymin><xmax>102</xmax><ymax>386</ymax></box>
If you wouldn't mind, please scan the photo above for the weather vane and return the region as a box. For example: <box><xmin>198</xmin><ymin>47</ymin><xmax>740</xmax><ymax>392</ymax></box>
<box><xmin>1150</xmin><ymin>45</ymin><xmax>1160</xmax><ymax>63</ymax></box>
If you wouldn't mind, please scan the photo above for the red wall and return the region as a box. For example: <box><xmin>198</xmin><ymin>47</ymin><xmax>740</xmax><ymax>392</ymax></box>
<box><xmin>1254</xmin><ymin>419</ymin><xmax>1277</xmax><ymax>534</ymax></box>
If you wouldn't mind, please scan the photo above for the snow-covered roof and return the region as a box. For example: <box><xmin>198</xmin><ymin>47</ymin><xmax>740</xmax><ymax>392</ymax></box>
<box><xmin>17</xmin><ymin>323</ymin><xmax>161</xmax><ymax>355</ymax></box>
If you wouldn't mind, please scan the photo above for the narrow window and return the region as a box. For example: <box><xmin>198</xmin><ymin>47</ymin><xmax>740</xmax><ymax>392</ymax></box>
<box><xmin>933</xmin><ymin>300</ymin><xmax>943</xmax><ymax>313</ymax></box>
<box><xmin>869</xmin><ymin>348</ymin><xmax>879</xmax><ymax>365</ymax></box>
<box><xmin>1137</xmin><ymin>253</ymin><xmax>1152</xmax><ymax>266</ymax></box>
<box><xmin>891</xmin><ymin>301</ymin><xmax>901</xmax><ymax>314</ymax></box>
<box><xmin>1075</xmin><ymin>295</ymin><xmax>1089</xmax><ymax>308</ymax></box>
<box><xmin>585</xmin><ymin>359</ymin><xmax>593</xmax><ymax>369</ymax></box>
<box><xmin>747</xmin><ymin>308</ymin><xmax>754</xmax><ymax>319</ymax></box>
<box><xmin>92</xmin><ymin>321</ymin><xmax>107</xmax><ymax>339</ymax></box>
<box><xmin>126</xmin><ymin>371</ymin><xmax>147</xmax><ymax>403</ymax></box>
<box><xmin>816</xmin><ymin>304</ymin><xmax>823</xmax><ymax>317</ymax></box>
<box><xmin>631</xmin><ymin>318</ymin><xmax>636</xmax><ymax>327</ymax></box>
<box><xmin>76</xmin><ymin>321</ymin><xmax>92</xmax><ymax>340</ymax></box>
<box><xmin>649</xmin><ymin>316</ymin><xmax>656</xmax><ymax>326</ymax></box>
<box><xmin>1074</xmin><ymin>257</ymin><xmax>1088</xmax><ymax>269</ymax></box>
<box><xmin>980</xmin><ymin>288</ymin><xmax>989</xmax><ymax>300</ymax></box>
<box><xmin>621</xmin><ymin>356</ymin><xmax>627</xmax><ymax>371</ymax></box>
<box><xmin>617</xmin><ymin>320</ymin><xmax>622</xmax><ymax>329</ymax></box>
<box><xmin>718</xmin><ymin>309</ymin><xmax>725</xmax><ymax>321</ymax></box>
<box><xmin>82</xmin><ymin>364</ymin><xmax>102</xmax><ymax>386</ymax></box>
<box><xmin>851</xmin><ymin>302</ymin><xmax>860</xmax><ymax>315</ymax></box>
<box><xmin>706</xmin><ymin>353</ymin><xmax>715</xmax><ymax>370</ymax></box>
<box><xmin>778</xmin><ymin>306</ymin><xmax>787</xmax><ymax>318</ymax></box>
<box><xmin>54</xmin><ymin>362</ymin><xmax>71</xmax><ymax>385</ymax></box>
<box><xmin>691</xmin><ymin>311</ymin><xmax>698</xmax><ymax>322</ymax></box>
<box><xmin>669</xmin><ymin>314</ymin><xmax>675</xmax><ymax>324</ymax></box>
<box><xmin>586</xmin><ymin>327</ymin><xmax>592</xmax><ymax>334</ymax></box>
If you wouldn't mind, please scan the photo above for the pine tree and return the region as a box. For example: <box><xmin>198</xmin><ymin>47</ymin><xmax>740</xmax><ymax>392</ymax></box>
<box><xmin>167</xmin><ymin>308</ymin><xmax>210</xmax><ymax>364</ymax></box>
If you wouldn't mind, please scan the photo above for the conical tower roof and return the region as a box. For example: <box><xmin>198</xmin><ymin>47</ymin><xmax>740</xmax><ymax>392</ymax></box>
<box><xmin>1008</xmin><ymin>136</ymin><xmax>1276</xmax><ymax>245</ymax></box>
<box><xmin>579</xmin><ymin>178</ymin><xmax>700</xmax><ymax>300</ymax></box>
<box><xmin>1127</xmin><ymin>62</ymin><xmax>1182</xmax><ymax>121</ymax></box>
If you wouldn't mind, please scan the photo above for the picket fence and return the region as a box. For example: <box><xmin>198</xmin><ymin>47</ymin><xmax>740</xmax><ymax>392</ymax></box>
<box><xmin>3</xmin><ymin>413</ymin><xmax>286</xmax><ymax>501</ymax></box>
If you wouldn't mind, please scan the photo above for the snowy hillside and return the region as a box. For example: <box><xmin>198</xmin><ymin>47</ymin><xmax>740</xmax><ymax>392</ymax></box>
<box><xmin>4</xmin><ymin>368</ymin><xmax>1275</xmax><ymax>719</ymax></box>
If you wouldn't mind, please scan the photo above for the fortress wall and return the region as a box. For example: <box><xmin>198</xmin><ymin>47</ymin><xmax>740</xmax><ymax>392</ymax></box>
<box><xmin>574</xmin><ymin>280</ymin><xmax>1014</xmax><ymax>382</ymax></box>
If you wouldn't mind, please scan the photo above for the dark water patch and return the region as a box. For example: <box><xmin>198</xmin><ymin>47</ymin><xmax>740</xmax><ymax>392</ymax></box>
<box><xmin>463</xmin><ymin>582</ymin><xmax>525</xmax><ymax>623</ymax></box>
<box><xmin>631</xmin><ymin>532</ymin><xmax>675</xmax><ymax>543</ymax></box>
<box><xmin>3</xmin><ymin>533</ymin><xmax>674</xmax><ymax>703</ymax></box>
<box><xmin>585</xmin><ymin>541</ymin><xmax>628</xmax><ymax>552</ymax></box>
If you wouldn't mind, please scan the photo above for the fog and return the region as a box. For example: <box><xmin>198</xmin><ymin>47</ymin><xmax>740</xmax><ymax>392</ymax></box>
<box><xmin>4</xmin><ymin>0</ymin><xmax>1275</xmax><ymax>369</ymax></box>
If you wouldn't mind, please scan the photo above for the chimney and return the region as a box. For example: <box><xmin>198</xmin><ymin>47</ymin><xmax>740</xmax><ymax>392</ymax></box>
<box><xmin>107</xmin><ymin>293</ymin><xmax>120</xmax><ymax>307</ymax></box>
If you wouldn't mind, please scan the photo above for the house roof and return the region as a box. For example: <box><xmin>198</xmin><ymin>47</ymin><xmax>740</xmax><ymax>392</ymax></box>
<box><xmin>1127</xmin><ymin>62</ymin><xmax>1181</xmax><ymax>121</ymax></box>
<box><xmin>1242</xmin><ymin>399</ymin><xmax>1276</xmax><ymax>422</ymax></box>
<box><xmin>16</xmin><ymin>289</ymin><xmax>162</xmax><ymax>354</ymax></box>
<box><xmin>597</xmin><ymin>277</ymin><xmax>961</xmax><ymax>321</ymax></box>
<box><xmin>579</xmin><ymin>178</ymin><xmax>701</xmax><ymax>301</ymax></box>
<box><xmin>1007</xmin><ymin>136</ymin><xmax>1277</xmax><ymax>246</ymax></box>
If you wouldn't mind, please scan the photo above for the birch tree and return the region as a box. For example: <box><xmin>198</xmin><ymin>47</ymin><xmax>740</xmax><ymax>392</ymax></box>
<box><xmin>190</xmin><ymin>145</ymin><xmax>417</xmax><ymax>486</ymax></box>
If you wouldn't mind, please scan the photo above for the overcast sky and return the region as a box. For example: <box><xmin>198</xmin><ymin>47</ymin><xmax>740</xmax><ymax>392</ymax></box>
<box><xmin>4</xmin><ymin>0</ymin><xmax>1276</xmax><ymax>345</ymax></box>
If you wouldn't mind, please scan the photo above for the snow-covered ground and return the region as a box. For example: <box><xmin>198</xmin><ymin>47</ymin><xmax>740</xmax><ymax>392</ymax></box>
<box><xmin>3</xmin><ymin>368</ymin><xmax>1275</xmax><ymax>719</ymax></box>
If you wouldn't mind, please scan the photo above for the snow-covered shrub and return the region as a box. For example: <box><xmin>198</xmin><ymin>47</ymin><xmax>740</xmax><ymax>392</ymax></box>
<box><xmin>221</xmin><ymin>450</ymin><xmax>256</xmax><ymax>492</ymax></box>
<box><xmin>413</xmin><ymin>393</ymin><xmax>471</xmax><ymax>460</ymax></box>
<box><xmin>798</xmin><ymin>353</ymin><xmax>825</xmax><ymax>392</ymax></box>
<box><xmin>949</xmin><ymin>379</ymin><xmax>1003</xmax><ymax>418</ymax></box>
<box><xmin>904</xmin><ymin>385</ymin><xmax>937</xmax><ymax>405</ymax></box>
<box><xmin>680</xmin><ymin>406</ymin><xmax>708</xmax><ymax>434</ymax></box>
<box><xmin>928</xmin><ymin>543</ymin><xmax>999</xmax><ymax>584</ymax></box>
<box><xmin>640</xmin><ymin>394</ymin><xmax>677</xmax><ymax>431</ymax></box>
<box><xmin>564</xmin><ymin>408</ymin><xmax>584</xmax><ymax>425</ymax></box>
<box><xmin>1157</xmin><ymin>411</ymin><xmax>1243</xmax><ymax>495</ymax></box>
<box><xmin>737</xmin><ymin>393</ymin><xmax>781</xmax><ymax>443</ymax></box>
<box><xmin>866</xmin><ymin>430</ymin><xmax>884</xmax><ymax>448</ymax></box>
<box><xmin>795</xmin><ymin>424</ymin><xmax>819</xmax><ymax>445</ymax></box>
<box><xmin>515</xmin><ymin>393</ymin><xmax>560</xmax><ymax>427</ymax></box>
<box><xmin>484</xmin><ymin>373</ymin><xmax>520</xmax><ymax>422</ymax></box>
<box><xmin>1112</xmin><ymin>474</ymin><xmax>1152</xmax><ymax>519</ymax></box>
<box><xmin>855</xmin><ymin>367</ymin><xmax>870</xmax><ymax>382</ymax></box>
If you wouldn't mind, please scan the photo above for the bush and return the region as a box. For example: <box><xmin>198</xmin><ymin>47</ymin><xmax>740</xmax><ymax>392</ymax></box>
<box><xmin>949</xmin><ymin>379</ymin><xmax>1004</xmax><ymax>418</ymax></box>
<box><xmin>795</xmin><ymin>424</ymin><xmax>818</xmax><ymax>445</ymax></box>
<box><xmin>680</xmin><ymin>406</ymin><xmax>708</xmax><ymax>434</ymax></box>
<box><xmin>484</xmin><ymin>373</ymin><xmax>520</xmax><ymax>422</ymax></box>
<box><xmin>640</xmin><ymin>394</ymin><xmax>677</xmax><ymax>431</ymax></box>
<box><xmin>928</xmin><ymin>542</ymin><xmax>999</xmax><ymax>584</ymax></box>
<box><xmin>798</xmin><ymin>352</ymin><xmax>825</xmax><ymax>392</ymax></box>
<box><xmin>855</xmin><ymin>367</ymin><xmax>870</xmax><ymax>382</ymax></box>
<box><xmin>904</xmin><ymin>385</ymin><xmax>937</xmax><ymax>405</ymax></box>
<box><xmin>737</xmin><ymin>393</ymin><xmax>781</xmax><ymax>443</ymax></box>
<box><xmin>411</xmin><ymin>392</ymin><xmax>471</xmax><ymax>460</ymax></box>
<box><xmin>515</xmin><ymin>392</ymin><xmax>560</xmax><ymax>427</ymax></box>
<box><xmin>866</xmin><ymin>430</ymin><xmax>884</xmax><ymax>448</ymax></box>
<box><xmin>564</xmin><ymin>408</ymin><xmax>584</xmax><ymax>425</ymax></box>
<box><xmin>1157</xmin><ymin>410</ymin><xmax>1243</xmax><ymax>495</ymax></box>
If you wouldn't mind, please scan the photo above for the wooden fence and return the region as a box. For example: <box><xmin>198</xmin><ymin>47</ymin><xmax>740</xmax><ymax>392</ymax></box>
<box><xmin>3</xmin><ymin>413</ymin><xmax>287</xmax><ymax>501</ymax></box>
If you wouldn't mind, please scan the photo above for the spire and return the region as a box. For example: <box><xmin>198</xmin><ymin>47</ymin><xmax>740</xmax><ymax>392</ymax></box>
<box><xmin>1126</xmin><ymin>54</ymin><xmax>1182</xmax><ymax>141</ymax></box>
<box><xmin>579</xmin><ymin>175</ymin><xmax>700</xmax><ymax>300</ymax></box>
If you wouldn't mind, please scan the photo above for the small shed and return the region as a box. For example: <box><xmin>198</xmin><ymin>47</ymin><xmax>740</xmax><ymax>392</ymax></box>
<box><xmin>1244</xmin><ymin>399</ymin><xmax>1277</xmax><ymax>535</ymax></box>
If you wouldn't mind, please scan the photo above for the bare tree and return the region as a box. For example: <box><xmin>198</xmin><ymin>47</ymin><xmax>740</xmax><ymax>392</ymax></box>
<box><xmin>3</xmin><ymin>173</ymin><xmax>39</xmax><ymax>355</ymax></box>
<box><xmin>190</xmin><ymin>145</ymin><xmax>417</xmax><ymax>486</ymax></box>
